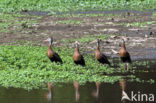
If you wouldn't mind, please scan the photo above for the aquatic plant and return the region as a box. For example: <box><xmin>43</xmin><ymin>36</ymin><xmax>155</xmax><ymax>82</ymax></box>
<box><xmin>0</xmin><ymin>45</ymin><xmax>119</xmax><ymax>90</ymax></box>
<box><xmin>0</xmin><ymin>45</ymin><xmax>154</xmax><ymax>90</ymax></box>
<box><xmin>61</xmin><ymin>34</ymin><xmax>111</xmax><ymax>43</ymax></box>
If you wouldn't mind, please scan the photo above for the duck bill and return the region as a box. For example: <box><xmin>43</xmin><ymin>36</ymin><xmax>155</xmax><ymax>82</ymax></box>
<box><xmin>92</xmin><ymin>40</ymin><xmax>96</xmax><ymax>43</ymax></box>
<box><xmin>77</xmin><ymin>42</ymin><xmax>80</xmax><ymax>45</ymax></box>
<box><xmin>75</xmin><ymin>41</ymin><xmax>80</xmax><ymax>45</ymax></box>
<box><xmin>44</xmin><ymin>39</ymin><xmax>49</xmax><ymax>42</ymax></box>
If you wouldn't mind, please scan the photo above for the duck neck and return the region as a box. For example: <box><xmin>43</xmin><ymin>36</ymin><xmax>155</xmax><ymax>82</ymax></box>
<box><xmin>75</xmin><ymin>44</ymin><xmax>80</xmax><ymax>52</ymax></box>
<box><xmin>122</xmin><ymin>40</ymin><xmax>126</xmax><ymax>50</ymax></box>
<box><xmin>96</xmin><ymin>46</ymin><xmax>100</xmax><ymax>51</ymax></box>
<box><xmin>96</xmin><ymin>42</ymin><xmax>100</xmax><ymax>51</ymax></box>
<box><xmin>48</xmin><ymin>39</ymin><xmax>52</xmax><ymax>48</ymax></box>
<box><xmin>75</xmin><ymin>47</ymin><xmax>79</xmax><ymax>52</ymax></box>
<box><xmin>48</xmin><ymin>44</ymin><xmax>52</xmax><ymax>49</ymax></box>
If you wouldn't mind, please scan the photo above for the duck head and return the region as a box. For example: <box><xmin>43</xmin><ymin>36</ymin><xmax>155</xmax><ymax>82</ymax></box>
<box><xmin>92</xmin><ymin>39</ymin><xmax>100</xmax><ymax>47</ymax></box>
<box><xmin>75</xmin><ymin>41</ymin><xmax>80</xmax><ymax>48</ymax></box>
<box><xmin>44</xmin><ymin>37</ymin><xmax>53</xmax><ymax>45</ymax></box>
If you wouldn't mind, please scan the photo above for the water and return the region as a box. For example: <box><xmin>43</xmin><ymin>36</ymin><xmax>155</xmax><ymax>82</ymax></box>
<box><xmin>0</xmin><ymin>61</ymin><xmax>156</xmax><ymax>103</ymax></box>
<box><xmin>0</xmin><ymin>82</ymin><xmax>155</xmax><ymax>103</ymax></box>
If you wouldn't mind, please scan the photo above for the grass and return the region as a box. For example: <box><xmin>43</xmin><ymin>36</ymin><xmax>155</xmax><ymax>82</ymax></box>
<box><xmin>0</xmin><ymin>0</ymin><xmax>156</xmax><ymax>13</ymax></box>
<box><xmin>0</xmin><ymin>14</ymin><xmax>14</xmax><ymax>33</ymax></box>
<box><xmin>61</xmin><ymin>34</ymin><xmax>111</xmax><ymax>43</ymax></box>
<box><xmin>0</xmin><ymin>45</ymin><xmax>152</xmax><ymax>90</ymax></box>
<box><xmin>0</xmin><ymin>13</ymin><xmax>40</xmax><ymax>33</ymax></box>
<box><xmin>120</xmin><ymin>21</ymin><xmax>156</xmax><ymax>27</ymax></box>
<box><xmin>152</xmin><ymin>12</ymin><xmax>156</xmax><ymax>16</ymax></box>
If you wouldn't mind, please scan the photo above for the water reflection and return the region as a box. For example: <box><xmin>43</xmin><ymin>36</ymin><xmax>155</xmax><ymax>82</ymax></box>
<box><xmin>73</xmin><ymin>81</ymin><xmax>80</xmax><ymax>102</ymax></box>
<box><xmin>45</xmin><ymin>83</ymin><xmax>53</xmax><ymax>103</ymax></box>
<box><xmin>0</xmin><ymin>80</ymin><xmax>155</xmax><ymax>103</ymax></box>
<box><xmin>119</xmin><ymin>77</ymin><xmax>129</xmax><ymax>103</ymax></box>
<box><xmin>119</xmin><ymin>78</ymin><xmax>126</xmax><ymax>92</ymax></box>
<box><xmin>92</xmin><ymin>82</ymin><xmax>101</xmax><ymax>99</ymax></box>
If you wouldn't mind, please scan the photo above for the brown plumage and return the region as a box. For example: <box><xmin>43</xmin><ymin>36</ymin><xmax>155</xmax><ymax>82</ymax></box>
<box><xmin>73</xmin><ymin>41</ymin><xmax>85</xmax><ymax>66</ymax></box>
<box><xmin>119</xmin><ymin>37</ymin><xmax>131</xmax><ymax>63</ymax></box>
<box><xmin>44</xmin><ymin>38</ymin><xmax>62</xmax><ymax>64</ymax></box>
<box><xmin>93</xmin><ymin>39</ymin><xmax>110</xmax><ymax>65</ymax></box>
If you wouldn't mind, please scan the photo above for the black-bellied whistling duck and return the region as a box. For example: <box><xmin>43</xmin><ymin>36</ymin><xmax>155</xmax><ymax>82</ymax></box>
<box><xmin>73</xmin><ymin>81</ymin><xmax>80</xmax><ymax>102</ymax></box>
<box><xmin>119</xmin><ymin>37</ymin><xmax>131</xmax><ymax>70</ymax></box>
<box><xmin>73</xmin><ymin>41</ymin><xmax>85</xmax><ymax>66</ymax></box>
<box><xmin>92</xmin><ymin>39</ymin><xmax>110</xmax><ymax>65</ymax></box>
<box><xmin>44</xmin><ymin>37</ymin><xmax>63</xmax><ymax>64</ymax></box>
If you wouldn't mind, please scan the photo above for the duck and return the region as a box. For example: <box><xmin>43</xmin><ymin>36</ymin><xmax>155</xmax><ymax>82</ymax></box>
<box><xmin>119</xmin><ymin>36</ymin><xmax>131</xmax><ymax>70</ymax></box>
<box><xmin>92</xmin><ymin>39</ymin><xmax>110</xmax><ymax>65</ymax></box>
<box><xmin>44</xmin><ymin>37</ymin><xmax>63</xmax><ymax>64</ymax></box>
<box><xmin>73</xmin><ymin>41</ymin><xmax>85</xmax><ymax>66</ymax></box>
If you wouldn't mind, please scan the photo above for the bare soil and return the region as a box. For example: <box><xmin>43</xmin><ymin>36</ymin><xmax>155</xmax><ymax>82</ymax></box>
<box><xmin>0</xmin><ymin>11</ymin><xmax>156</xmax><ymax>60</ymax></box>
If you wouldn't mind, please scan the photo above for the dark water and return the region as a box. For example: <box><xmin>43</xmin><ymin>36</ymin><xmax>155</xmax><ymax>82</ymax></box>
<box><xmin>0</xmin><ymin>61</ymin><xmax>156</xmax><ymax>103</ymax></box>
<box><xmin>0</xmin><ymin>82</ymin><xmax>155</xmax><ymax>103</ymax></box>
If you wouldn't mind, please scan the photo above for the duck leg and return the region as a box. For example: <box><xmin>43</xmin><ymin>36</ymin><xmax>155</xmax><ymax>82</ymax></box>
<box><xmin>124</xmin><ymin>63</ymin><xmax>126</xmax><ymax>70</ymax></box>
<box><xmin>126</xmin><ymin>63</ymin><xmax>129</xmax><ymax>71</ymax></box>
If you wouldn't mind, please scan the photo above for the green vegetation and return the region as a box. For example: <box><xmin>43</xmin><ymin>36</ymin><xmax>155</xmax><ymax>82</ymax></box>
<box><xmin>0</xmin><ymin>45</ymin><xmax>117</xmax><ymax>90</ymax></box>
<box><xmin>77</xmin><ymin>35</ymin><xmax>111</xmax><ymax>43</ymax></box>
<box><xmin>0</xmin><ymin>0</ymin><xmax>155</xmax><ymax>91</ymax></box>
<box><xmin>0</xmin><ymin>13</ymin><xmax>40</xmax><ymax>33</ymax></box>
<box><xmin>0</xmin><ymin>0</ymin><xmax>156</xmax><ymax>13</ymax></box>
<box><xmin>0</xmin><ymin>45</ymin><xmax>151</xmax><ymax>90</ymax></box>
<box><xmin>0</xmin><ymin>14</ymin><xmax>14</xmax><ymax>33</ymax></box>
<box><xmin>152</xmin><ymin>12</ymin><xmax>156</xmax><ymax>16</ymax></box>
<box><xmin>120</xmin><ymin>21</ymin><xmax>156</xmax><ymax>27</ymax></box>
<box><xmin>62</xmin><ymin>34</ymin><xmax>111</xmax><ymax>43</ymax></box>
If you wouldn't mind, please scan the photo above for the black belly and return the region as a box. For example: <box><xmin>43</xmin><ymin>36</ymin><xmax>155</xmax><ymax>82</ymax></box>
<box><xmin>98</xmin><ymin>59</ymin><xmax>110</xmax><ymax>65</ymax></box>
<box><xmin>49</xmin><ymin>55</ymin><xmax>62</xmax><ymax>63</ymax></box>
<box><xmin>120</xmin><ymin>57</ymin><xmax>131</xmax><ymax>63</ymax></box>
<box><xmin>74</xmin><ymin>60</ymin><xmax>85</xmax><ymax>66</ymax></box>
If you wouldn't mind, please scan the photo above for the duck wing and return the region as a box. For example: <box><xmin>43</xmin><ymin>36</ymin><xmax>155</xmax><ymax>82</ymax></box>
<box><xmin>126</xmin><ymin>52</ymin><xmax>131</xmax><ymax>63</ymax></box>
<box><xmin>80</xmin><ymin>55</ymin><xmax>85</xmax><ymax>66</ymax></box>
<box><xmin>100</xmin><ymin>53</ymin><xmax>110</xmax><ymax>65</ymax></box>
<box><xmin>53</xmin><ymin>52</ymin><xmax>63</xmax><ymax>63</ymax></box>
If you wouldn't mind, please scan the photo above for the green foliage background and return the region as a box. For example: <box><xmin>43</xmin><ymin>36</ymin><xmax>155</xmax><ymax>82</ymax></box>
<box><xmin>0</xmin><ymin>45</ymin><xmax>123</xmax><ymax>90</ymax></box>
<box><xmin>0</xmin><ymin>0</ymin><xmax>156</xmax><ymax>13</ymax></box>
